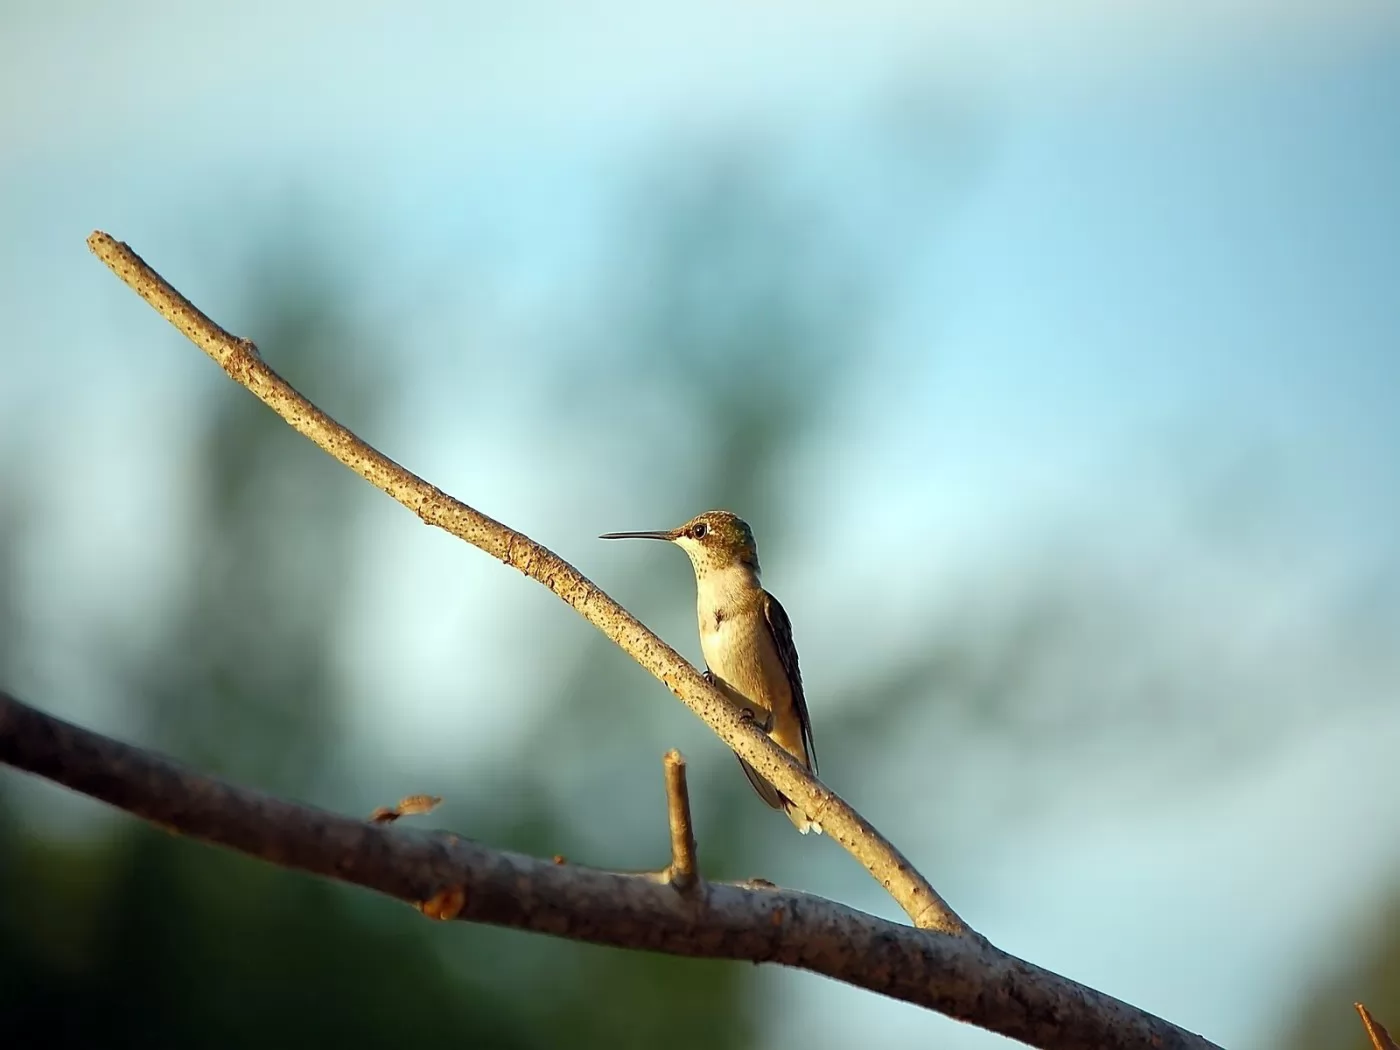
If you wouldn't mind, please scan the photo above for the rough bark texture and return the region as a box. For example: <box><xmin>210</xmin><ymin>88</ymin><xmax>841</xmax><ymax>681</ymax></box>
<box><xmin>662</xmin><ymin>750</ymin><xmax>700</xmax><ymax>891</ymax></box>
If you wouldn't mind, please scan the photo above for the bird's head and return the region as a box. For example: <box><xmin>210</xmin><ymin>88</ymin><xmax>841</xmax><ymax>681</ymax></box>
<box><xmin>601</xmin><ymin>509</ymin><xmax>760</xmax><ymax>578</ymax></box>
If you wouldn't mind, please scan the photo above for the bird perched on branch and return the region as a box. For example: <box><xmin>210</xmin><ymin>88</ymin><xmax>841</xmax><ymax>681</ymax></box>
<box><xmin>601</xmin><ymin>510</ymin><xmax>820</xmax><ymax>834</ymax></box>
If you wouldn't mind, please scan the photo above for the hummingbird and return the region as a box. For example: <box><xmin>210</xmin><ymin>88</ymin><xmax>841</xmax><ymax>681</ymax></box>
<box><xmin>601</xmin><ymin>510</ymin><xmax>821</xmax><ymax>834</ymax></box>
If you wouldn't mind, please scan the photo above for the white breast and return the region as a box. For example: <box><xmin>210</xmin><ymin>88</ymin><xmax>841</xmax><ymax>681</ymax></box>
<box><xmin>696</xmin><ymin>565</ymin><xmax>783</xmax><ymax>719</ymax></box>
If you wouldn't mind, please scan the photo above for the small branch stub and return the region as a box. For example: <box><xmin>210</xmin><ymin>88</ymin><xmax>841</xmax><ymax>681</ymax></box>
<box><xmin>662</xmin><ymin>750</ymin><xmax>699</xmax><ymax>891</ymax></box>
<box><xmin>418</xmin><ymin>886</ymin><xmax>467</xmax><ymax>922</ymax></box>
<box><xmin>369</xmin><ymin>794</ymin><xmax>443</xmax><ymax>824</ymax></box>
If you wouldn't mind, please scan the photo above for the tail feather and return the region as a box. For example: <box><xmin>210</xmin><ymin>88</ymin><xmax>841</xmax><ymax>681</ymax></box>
<box><xmin>736</xmin><ymin>756</ymin><xmax>823</xmax><ymax>836</ymax></box>
<box><xmin>737</xmin><ymin>755</ymin><xmax>785</xmax><ymax>809</ymax></box>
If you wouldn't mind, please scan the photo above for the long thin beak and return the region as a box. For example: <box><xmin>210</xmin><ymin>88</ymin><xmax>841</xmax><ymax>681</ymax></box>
<box><xmin>598</xmin><ymin>530</ymin><xmax>675</xmax><ymax>541</ymax></box>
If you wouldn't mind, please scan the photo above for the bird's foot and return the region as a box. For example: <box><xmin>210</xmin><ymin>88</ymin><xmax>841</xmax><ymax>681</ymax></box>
<box><xmin>736</xmin><ymin>707</ymin><xmax>774</xmax><ymax>732</ymax></box>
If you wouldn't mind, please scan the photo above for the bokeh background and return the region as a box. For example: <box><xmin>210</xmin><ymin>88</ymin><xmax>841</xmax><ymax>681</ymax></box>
<box><xmin>3</xmin><ymin>2</ymin><xmax>1399</xmax><ymax>1047</ymax></box>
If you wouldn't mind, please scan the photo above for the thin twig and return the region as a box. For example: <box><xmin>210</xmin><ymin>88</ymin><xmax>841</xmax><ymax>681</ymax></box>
<box><xmin>0</xmin><ymin>690</ymin><xmax>1223</xmax><ymax>1050</ymax></box>
<box><xmin>662</xmin><ymin>750</ymin><xmax>698</xmax><ymax>891</ymax></box>
<box><xmin>1358</xmin><ymin>1004</ymin><xmax>1400</xmax><ymax>1050</ymax></box>
<box><xmin>85</xmin><ymin>230</ymin><xmax>964</xmax><ymax>936</ymax></box>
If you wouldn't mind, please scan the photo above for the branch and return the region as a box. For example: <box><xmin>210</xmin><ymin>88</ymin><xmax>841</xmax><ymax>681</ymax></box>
<box><xmin>1359</xmin><ymin>1004</ymin><xmax>1400</xmax><ymax>1050</ymax></box>
<box><xmin>0</xmin><ymin>690</ymin><xmax>1221</xmax><ymax>1050</ymax></box>
<box><xmin>661</xmin><ymin>750</ymin><xmax>699</xmax><ymax>890</ymax></box>
<box><xmin>84</xmin><ymin>230</ymin><xmax>962</xmax><ymax>935</ymax></box>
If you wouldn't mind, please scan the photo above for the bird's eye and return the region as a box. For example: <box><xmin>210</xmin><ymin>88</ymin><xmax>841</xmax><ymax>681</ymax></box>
<box><xmin>692</xmin><ymin>522</ymin><xmax>709</xmax><ymax>539</ymax></box>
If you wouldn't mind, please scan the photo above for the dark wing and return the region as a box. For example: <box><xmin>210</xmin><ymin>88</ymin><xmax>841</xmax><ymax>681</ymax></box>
<box><xmin>763</xmin><ymin>592</ymin><xmax>817</xmax><ymax>774</ymax></box>
<box><xmin>705</xmin><ymin>669</ymin><xmax>785</xmax><ymax>810</ymax></box>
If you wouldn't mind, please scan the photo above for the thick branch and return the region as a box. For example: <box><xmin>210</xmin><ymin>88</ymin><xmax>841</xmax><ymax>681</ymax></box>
<box><xmin>0</xmin><ymin>691</ymin><xmax>1221</xmax><ymax>1050</ymax></box>
<box><xmin>85</xmin><ymin>230</ymin><xmax>961</xmax><ymax>935</ymax></box>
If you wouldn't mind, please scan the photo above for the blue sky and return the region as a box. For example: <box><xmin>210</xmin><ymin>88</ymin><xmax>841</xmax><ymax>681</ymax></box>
<box><xmin>3</xmin><ymin>3</ymin><xmax>1400</xmax><ymax>1047</ymax></box>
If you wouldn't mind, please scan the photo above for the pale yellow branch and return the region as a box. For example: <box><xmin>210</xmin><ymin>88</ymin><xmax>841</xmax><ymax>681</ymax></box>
<box><xmin>1358</xmin><ymin>1004</ymin><xmax>1400</xmax><ymax>1050</ymax></box>
<box><xmin>85</xmin><ymin>229</ymin><xmax>966</xmax><ymax>936</ymax></box>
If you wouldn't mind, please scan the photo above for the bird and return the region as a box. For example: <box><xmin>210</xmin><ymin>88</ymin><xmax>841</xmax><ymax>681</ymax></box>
<box><xmin>600</xmin><ymin>510</ymin><xmax>820</xmax><ymax>834</ymax></box>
